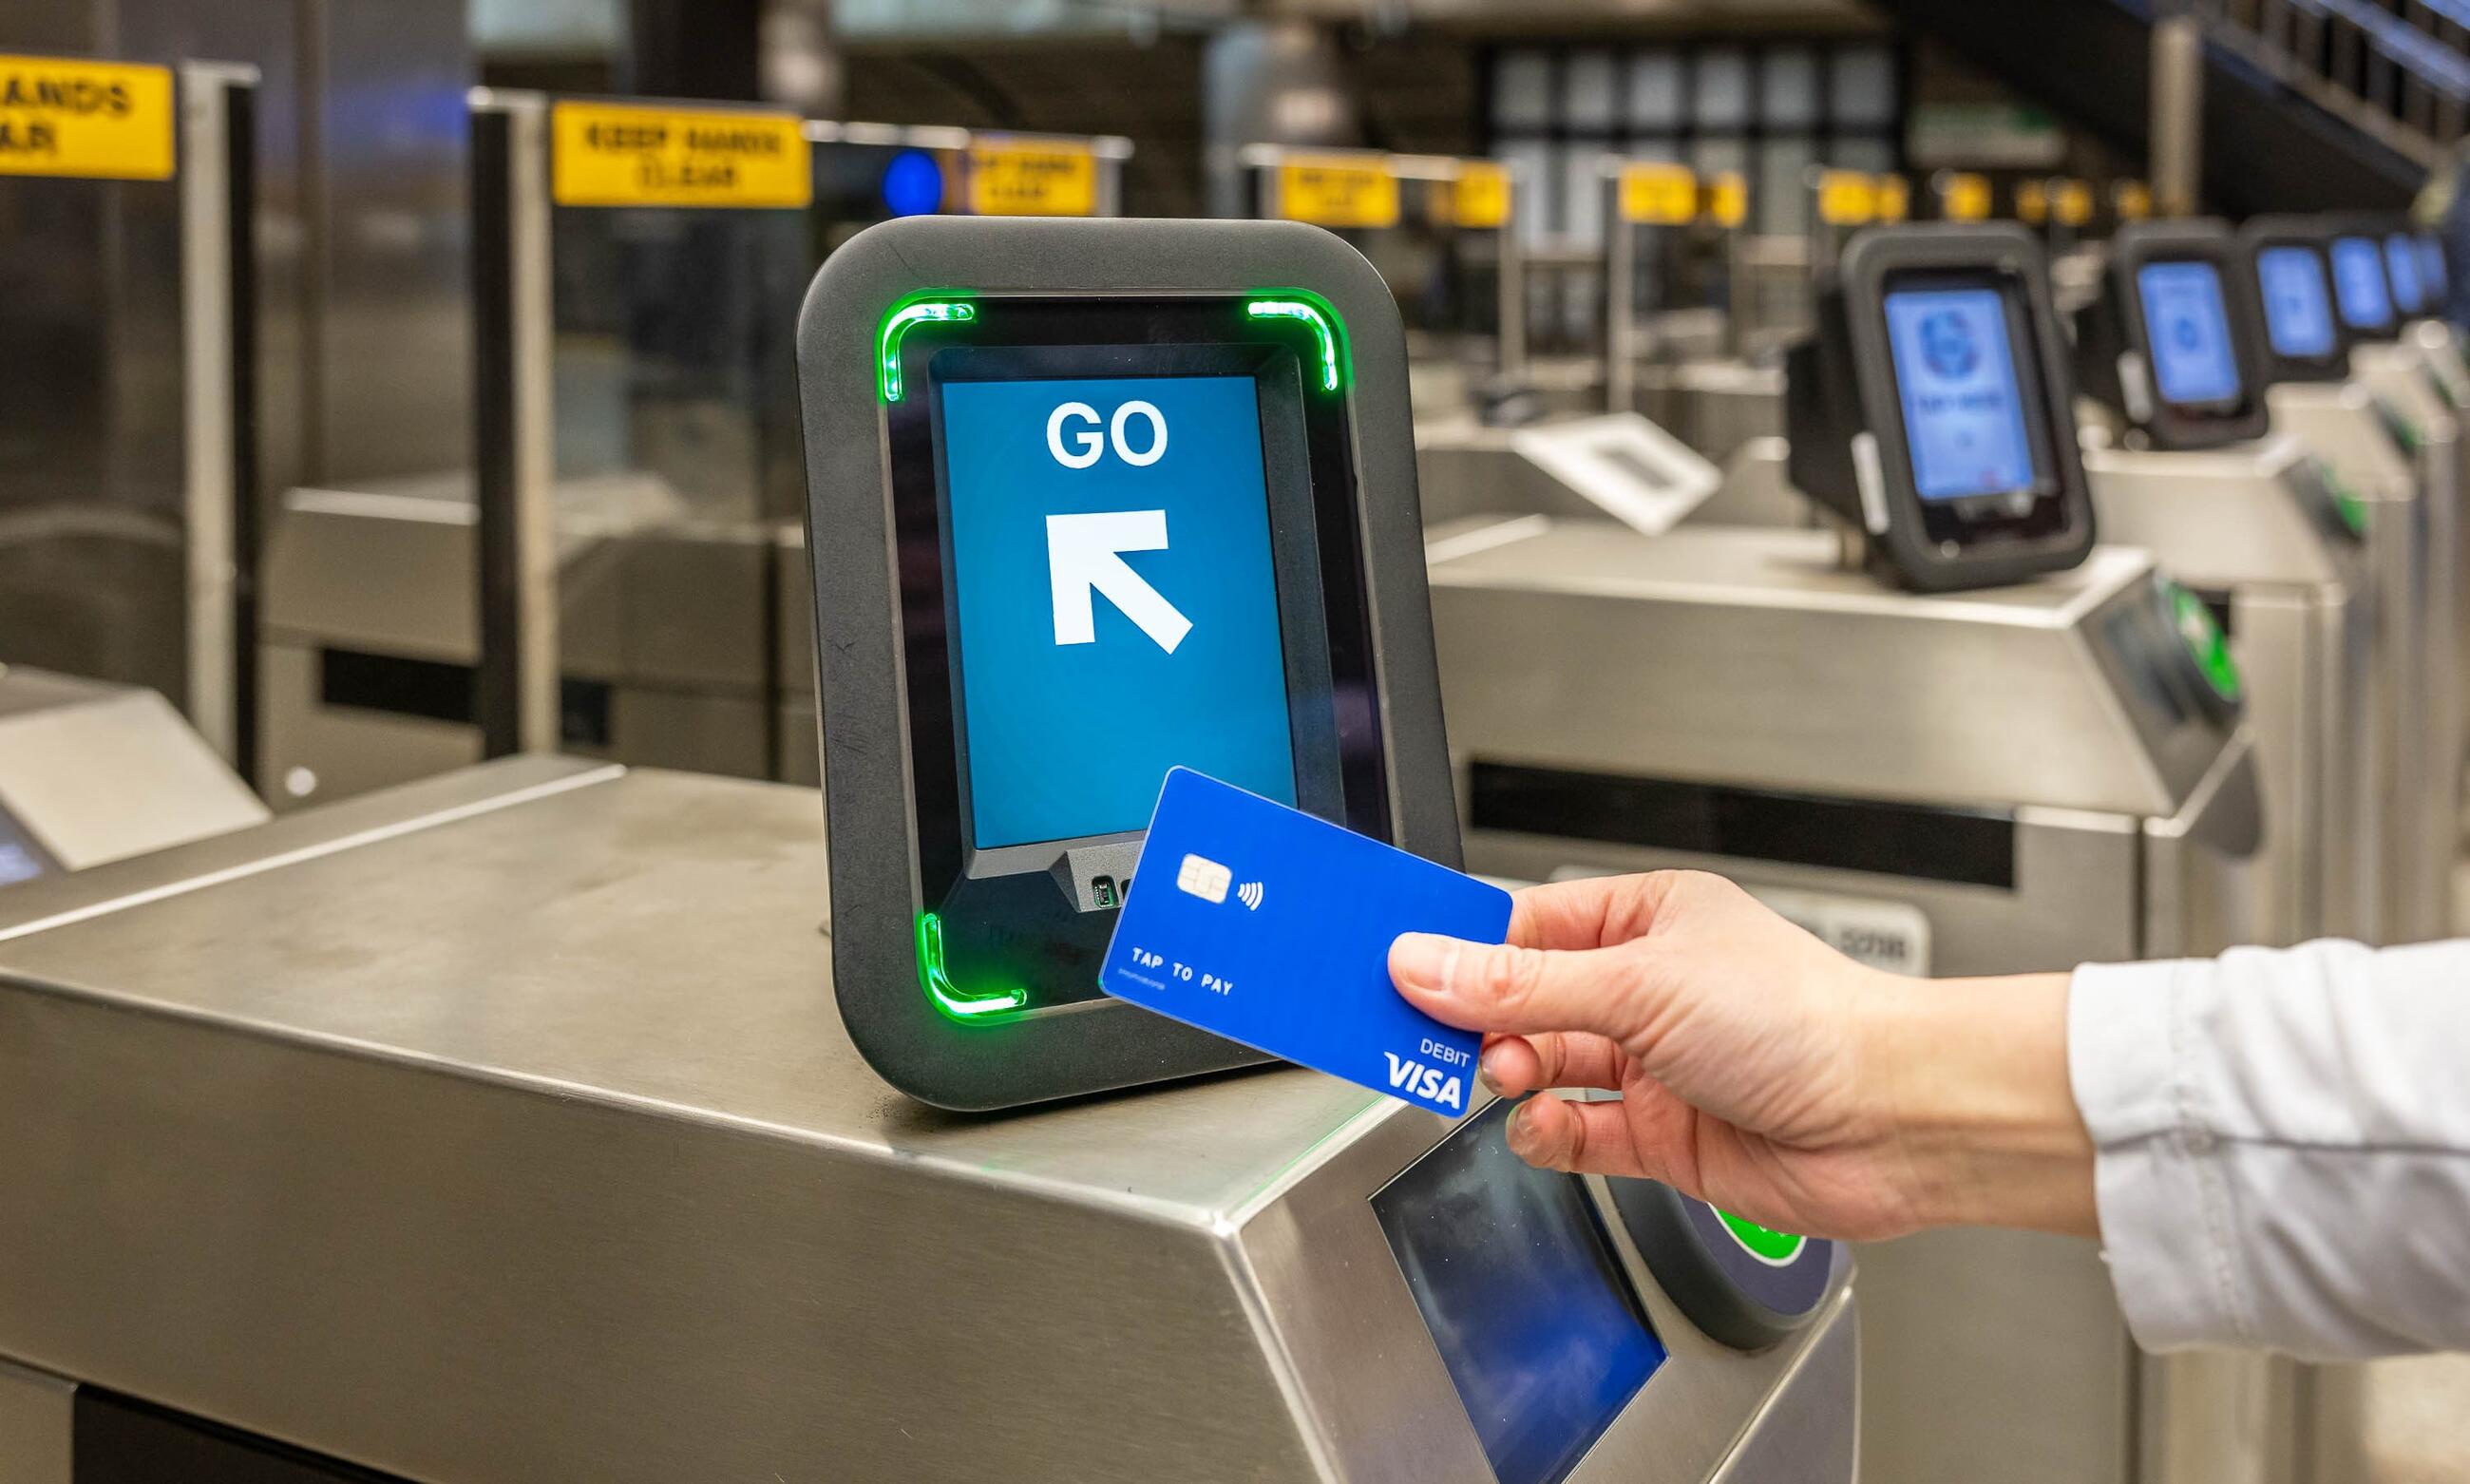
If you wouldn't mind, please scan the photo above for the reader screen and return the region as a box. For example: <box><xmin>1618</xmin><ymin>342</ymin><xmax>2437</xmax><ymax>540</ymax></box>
<box><xmin>2137</xmin><ymin>260</ymin><xmax>2243</xmax><ymax>407</ymax></box>
<box><xmin>2258</xmin><ymin>245</ymin><xmax>2338</xmax><ymax>359</ymax></box>
<box><xmin>1374</xmin><ymin>1100</ymin><xmax>1666</xmax><ymax>1484</ymax></box>
<box><xmin>1884</xmin><ymin>286</ymin><xmax>2040</xmax><ymax>500</ymax></box>
<box><xmin>2422</xmin><ymin>236</ymin><xmax>2450</xmax><ymax>304</ymax></box>
<box><xmin>940</xmin><ymin>373</ymin><xmax>1299</xmax><ymax>850</ymax></box>
<box><xmin>2387</xmin><ymin>236</ymin><xmax>2426</xmax><ymax>316</ymax></box>
<box><xmin>2333</xmin><ymin>237</ymin><xmax>2395</xmax><ymax>330</ymax></box>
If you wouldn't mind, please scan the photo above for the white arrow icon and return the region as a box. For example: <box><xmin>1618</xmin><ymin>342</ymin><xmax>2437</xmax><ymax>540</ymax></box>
<box><xmin>1047</xmin><ymin>509</ymin><xmax>1193</xmax><ymax>655</ymax></box>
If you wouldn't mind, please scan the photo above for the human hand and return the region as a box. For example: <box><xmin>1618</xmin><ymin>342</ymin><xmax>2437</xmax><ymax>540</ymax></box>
<box><xmin>1389</xmin><ymin>871</ymin><xmax>2093</xmax><ymax>1242</ymax></box>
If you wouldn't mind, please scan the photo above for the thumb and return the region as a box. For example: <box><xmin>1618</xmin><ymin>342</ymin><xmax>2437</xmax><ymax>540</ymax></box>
<box><xmin>1390</xmin><ymin>931</ymin><xmax>1663</xmax><ymax>1042</ymax></box>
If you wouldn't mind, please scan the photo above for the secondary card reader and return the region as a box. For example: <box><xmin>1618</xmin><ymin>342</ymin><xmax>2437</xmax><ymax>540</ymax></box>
<box><xmin>2074</xmin><ymin>219</ymin><xmax>2274</xmax><ymax>450</ymax></box>
<box><xmin>1786</xmin><ymin>223</ymin><xmax>2097</xmax><ymax>592</ymax></box>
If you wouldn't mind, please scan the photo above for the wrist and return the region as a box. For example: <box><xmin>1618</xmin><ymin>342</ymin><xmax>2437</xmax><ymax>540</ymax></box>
<box><xmin>1872</xmin><ymin>971</ymin><xmax>2098</xmax><ymax>1236</ymax></box>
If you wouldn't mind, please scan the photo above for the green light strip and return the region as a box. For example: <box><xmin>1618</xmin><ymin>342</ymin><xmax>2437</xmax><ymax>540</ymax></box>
<box><xmin>2168</xmin><ymin>583</ymin><xmax>2244</xmax><ymax>704</ymax></box>
<box><xmin>915</xmin><ymin>911</ymin><xmax>1029</xmax><ymax>1020</ymax></box>
<box><xmin>877</xmin><ymin>297</ymin><xmax>978</xmax><ymax>403</ymax></box>
<box><xmin>1716</xmin><ymin>1208</ymin><xmax>1809</xmax><ymax>1266</ymax></box>
<box><xmin>1245</xmin><ymin>294</ymin><xmax>1349</xmax><ymax>393</ymax></box>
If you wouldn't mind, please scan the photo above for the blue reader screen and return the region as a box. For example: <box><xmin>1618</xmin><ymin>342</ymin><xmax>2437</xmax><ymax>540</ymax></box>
<box><xmin>2138</xmin><ymin>260</ymin><xmax>2243</xmax><ymax>407</ymax></box>
<box><xmin>2258</xmin><ymin>245</ymin><xmax>2338</xmax><ymax>359</ymax></box>
<box><xmin>1885</xmin><ymin>287</ymin><xmax>2040</xmax><ymax>500</ymax></box>
<box><xmin>940</xmin><ymin>374</ymin><xmax>1299</xmax><ymax>850</ymax></box>
<box><xmin>2386</xmin><ymin>235</ymin><xmax>2426</xmax><ymax>316</ymax></box>
<box><xmin>2333</xmin><ymin>236</ymin><xmax>2395</xmax><ymax>331</ymax></box>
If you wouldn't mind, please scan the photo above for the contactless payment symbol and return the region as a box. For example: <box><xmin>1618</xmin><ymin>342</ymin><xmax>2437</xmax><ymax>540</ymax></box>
<box><xmin>1920</xmin><ymin>312</ymin><xmax>1980</xmax><ymax>380</ymax></box>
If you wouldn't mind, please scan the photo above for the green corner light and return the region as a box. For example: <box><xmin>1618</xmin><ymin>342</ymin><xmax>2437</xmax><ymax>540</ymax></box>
<box><xmin>877</xmin><ymin>297</ymin><xmax>977</xmax><ymax>403</ymax></box>
<box><xmin>1246</xmin><ymin>294</ymin><xmax>1349</xmax><ymax>393</ymax></box>
<box><xmin>915</xmin><ymin>911</ymin><xmax>1030</xmax><ymax>1021</ymax></box>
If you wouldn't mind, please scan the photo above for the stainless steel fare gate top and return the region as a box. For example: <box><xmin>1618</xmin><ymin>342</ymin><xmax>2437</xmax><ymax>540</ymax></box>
<box><xmin>0</xmin><ymin>759</ymin><xmax>1852</xmax><ymax>1484</ymax></box>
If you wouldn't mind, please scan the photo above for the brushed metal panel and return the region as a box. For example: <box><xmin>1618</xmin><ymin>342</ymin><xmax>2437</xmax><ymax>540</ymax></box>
<box><xmin>1415</xmin><ymin>418</ymin><xmax>1674</xmax><ymax>530</ymax></box>
<box><xmin>2086</xmin><ymin>439</ymin><xmax>2349</xmax><ymax>589</ymax></box>
<box><xmin>1627</xmin><ymin>357</ymin><xmax>1783</xmax><ymax>464</ymax></box>
<box><xmin>0</xmin><ymin>752</ymin><xmax>613</xmax><ymax>938</ymax></box>
<box><xmin>1431</xmin><ymin>523</ymin><xmax>2199</xmax><ymax>818</ymax></box>
<box><xmin>256</xmin><ymin>641</ymin><xmax>482</xmax><ymax>812</ymax></box>
<box><xmin>1690</xmin><ymin>436</ymin><xmax>1816</xmax><ymax>530</ymax></box>
<box><xmin>266</xmin><ymin>474</ymin><xmax>773</xmax><ymax>685</ymax></box>
<box><xmin>605</xmin><ymin>687</ymin><xmax>768</xmax><ymax>780</ymax></box>
<box><xmin>1464</xmin><ymin>809</ymin><xmax>2144</xmax><ymax>976</ymax></box>
<box><xmin>303</xmin><ymin>0</ymin><xmax>472</xmax><ymax>485</ymax></box>
<box><xmin>0</xmin><ymin>1356</ymin><xmax>70</xmax><ymax>1484</ymax></box>
<box><xmin>2270</xmin><ymin>385</ymin><xmax>2455</xmax><ymax>945</ymax></box>
<box><xmin>2087</xmin><ymin>439</ymin><xmax>2368</xmax><ymax>947</ymax></box>
<box><xmin>1707</xmin><ymin>1296</ymin><xmax>1857</xmax><ymax>1484</ymax></box>
<box><xmin>0</xmin><ymin>675</ymin><xmax>265</xmax><ymax>869</ymax></box>
<box><xmin>260</xmin><ymin>476</ymin><xmax>781</xmax><ymax>800</ymax></box>
<box><xmin>1855</xmin><ymin>1227</ymin><xmax>2130</xmax><ymax>1484</ymax></box>
<box><xmin>0</xmin><ymin>983</ymin><xmax>1314</xmax><ymax>1484</ymax></box>
<box><xmin>2351</xmin><ymin>347</ymin><xmax>2462</xmax><ymax>942</ymax></box>
<box><xmin>0</xmin><ymin>769</ymin><xmax>1852</xmax><ymax>1481</ymax></box>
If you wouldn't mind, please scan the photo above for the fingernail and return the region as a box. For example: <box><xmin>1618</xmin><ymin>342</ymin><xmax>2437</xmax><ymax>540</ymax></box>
<box><xmin>1506</xmin><ymin>1097</ymin><xmax>1548</xmax><ymax>1158</ymax></box>
<box><xmin>1390</xmin><ymin>932</ymin><xmax>1462</xmax><ymax>995</ymax></box>
<box><xmin>1477</xmin><ymin>1043</ymin><xmax>1514</xmax><ymax>1094</ymax></box>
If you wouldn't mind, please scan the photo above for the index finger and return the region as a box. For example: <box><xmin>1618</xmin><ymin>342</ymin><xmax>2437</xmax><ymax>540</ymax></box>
<box><xmin>1508</xmin><ymin>874</ymin><xmax>1665</xmax><ymax>951</ymax></box>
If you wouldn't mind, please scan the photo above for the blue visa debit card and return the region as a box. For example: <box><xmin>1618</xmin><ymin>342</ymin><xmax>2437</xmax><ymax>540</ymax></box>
<box><xmin>1099</xmin><ymin>768</ymin><xmax>1511</xmax><ymax>1117</ymax></box>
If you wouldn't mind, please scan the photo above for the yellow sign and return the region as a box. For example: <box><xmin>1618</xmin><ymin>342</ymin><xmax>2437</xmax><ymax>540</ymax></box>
<box><xmin>2114</xmin><ymin>180</ymin><xmax>2153</xmax><ymax>222</ymax></box>
<box><xmin>967</xmin><ymin>141</ymin><xmax>1097</xmax><ymax>217</ymax></box>
<box><xmin>1814</xmin><ymin>170</ymin><xmax>1877</xmax><ymax>227</ymax></box>
<box><xmin>1875</xmin><ymin>175</ymin><xmax>1910</xmax><ymax>224</ymax></box>
<box><xmin>0</xmin><ymin>56</ymin><xmax>173</xmax><ymax>181</ymax></box>
<box><xmin>1704</xmin><ymin>172</ymin><xmax>1749</xmax><ymax>229</ymax></box>
<box><xmin>1450</xmin><ymin>162</ymin><xmax>1513</xmax><ymax>230</ymax></box>
<box><xmin>1275</xmin><ymin>156</ymin><xmax>1398</xmax><ymax>229</ymax></box>
<box><xmin>1618</xmin><ymin>162</ymin><xmax>1699</xmax><ymax>225</ymax></box>
<box><xmin>2017</xmin><ymin>180</ymin><xmax>2050</xmax><ymax>225</ymax></box>
<box><xmin>1939</xmin><ymin>172</ymin><xmax>1992</xmax><ymax>222</ymax></box>
<box><xmin>2054</xmin><ymin>178</ymin><xmax>2095</xmax><ymax>227</ymax></box>
<box><xmin>551</xmin><ymin>101</ymin><xmax>810</xmax><ymax>209</ymax></box>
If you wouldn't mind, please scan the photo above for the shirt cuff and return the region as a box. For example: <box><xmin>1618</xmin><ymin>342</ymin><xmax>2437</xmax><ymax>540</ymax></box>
<box><xmin>2067</xmin><ymin>958</ymin><xmax>2246</xmax><ymax>1351</ymax></box>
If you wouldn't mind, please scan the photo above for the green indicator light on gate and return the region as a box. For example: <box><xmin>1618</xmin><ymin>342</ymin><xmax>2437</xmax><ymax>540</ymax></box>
<box><xmin>877</xmin><ymin>296</ymin><xmax>978</xmax><ymax>403</ymax></box>
<box><xmin>916</xmin><ymin>911</ymin><xmax>1029</xmax><ymax>1021</ymax></box>
<box><xmin>1245</xmin><ymin>293</ymin><xmax>1349</xmax><ymax>393</ymax></box>
<box><xmin>2169</xmin><ymin>582</ymin><xmax>2243</xmax><ymax>704</ymax></box>
<box><xmin>1717</xmin><ymin>1208</ymin><xmax>1809</xmax><ymax>1265</ymax></box>
<box><xmin>2323</xmin><ymin>465</ymin><xmax>2369</xmax><ymax>537</ymax></box>
<box><xmin>2336</xmin><ymin>493</ymin><xmax>2369</xmax><ymax>536</ymax></box>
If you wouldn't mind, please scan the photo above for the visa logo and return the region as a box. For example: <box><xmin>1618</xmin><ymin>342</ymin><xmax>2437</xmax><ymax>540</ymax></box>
<box><xmin>1383</xmin><ymin>1053</ymin><xmax>1466</xmax><ymax>1113</ymax></box>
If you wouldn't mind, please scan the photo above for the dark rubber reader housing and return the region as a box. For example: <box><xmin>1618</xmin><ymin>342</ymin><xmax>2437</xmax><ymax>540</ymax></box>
<box><xmin>1788</xmin><ymin>223</ymin><xmax>2097</xmax><ymax>593</ymax></box>
<box><xmin>2237</xmin><ymin>218</ymin><xmax>2354</xmax><ymax>385</ymax></box>
<box><xmin>2074</xmin><ymin>219</ymin><xmax>2273</xmax><ymax>450</ymax></box>
<box><xmin>795</xmin><ymin>216</ymin><xmax>1460</xmax><ymax>1111</ymax></box>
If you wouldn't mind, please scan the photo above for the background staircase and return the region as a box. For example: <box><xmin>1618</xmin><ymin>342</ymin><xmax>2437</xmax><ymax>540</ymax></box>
<box><xmin>1873</xmin><ymin>0</ymin><xmax>2470</xmax><ymax>214</ymax></box>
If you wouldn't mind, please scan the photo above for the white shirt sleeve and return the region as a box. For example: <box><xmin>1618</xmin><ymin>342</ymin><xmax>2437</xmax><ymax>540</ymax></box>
<box><xmin>2068</xmin><ymin>940</ymin><xmax>2470</xmax><ymax>1360</ymax></box>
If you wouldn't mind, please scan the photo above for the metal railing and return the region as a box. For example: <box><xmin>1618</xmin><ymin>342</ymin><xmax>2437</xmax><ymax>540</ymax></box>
<box><xmin>2205</xmin><ymin>0</ymin><xmax>2470</xmax><ymax>164</ymax></box>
